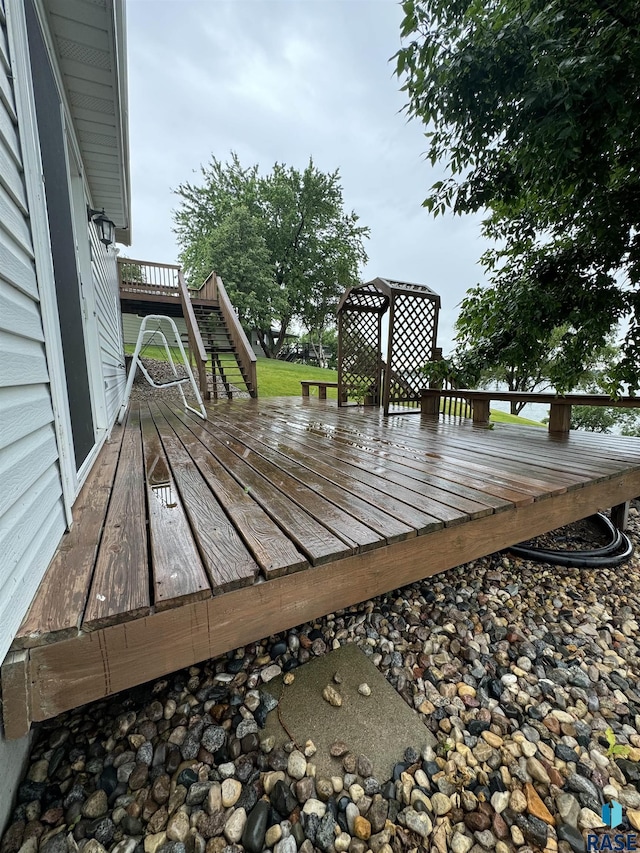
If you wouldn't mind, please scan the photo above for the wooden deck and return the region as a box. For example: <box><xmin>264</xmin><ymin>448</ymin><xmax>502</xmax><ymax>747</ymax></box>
<box><xmin>4</xmin><ymin>397</ymin><xmax>640</xmax><ymax>738</ymax></box>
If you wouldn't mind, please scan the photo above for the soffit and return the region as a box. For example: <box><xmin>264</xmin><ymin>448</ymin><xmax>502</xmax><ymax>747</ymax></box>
<box><xmin>43</xmin><ymin>0</ymin><xmax>130</xmax><ymax>244</ymax></box>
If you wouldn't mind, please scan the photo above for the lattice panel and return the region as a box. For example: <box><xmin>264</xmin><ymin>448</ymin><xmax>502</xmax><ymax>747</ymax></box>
<box><xmin>339</xmin><ymin>310</ymin><xmax>381</xmax><ymax>403</ymax></box>
<box><xmin>387</xmin><ymin>295</ymin><xmax>438</xmax><ymax>407</ymax></box>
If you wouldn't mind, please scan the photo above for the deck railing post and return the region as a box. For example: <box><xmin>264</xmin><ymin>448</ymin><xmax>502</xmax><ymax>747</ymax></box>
<box><xmin>548</xmin><ymin>403</ymin><xmax>572</xmax><ymax>435</ymax></box>
<box><xmin>421</xmin><ymin>390</ymin><xmax>439</xmax><ymax>416</ymax></box>
<box><xmin>472</xmin><ymin>399</ymin><xmax>490</xmax><ymax>426</ymax></box>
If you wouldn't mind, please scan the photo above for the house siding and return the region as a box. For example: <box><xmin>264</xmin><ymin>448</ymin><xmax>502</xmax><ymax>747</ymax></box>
<box><xmin>91</xmin><ymin>226</ymin><xmax>126</xmax><ymax>423</ymax></box>
<box><xmin>0</xmin><ymin>5</ymin><xmax>66</xmax><ymax>666</ymax></box>
<box><xmin>122</xmin><ymin>312</ymin><xmax>189</xmax><ymax>346</ymax></box>
<box><xmin>0</xmin><ymin>3</ymin><xmax>53</xmax><ymax>832</ymax></box>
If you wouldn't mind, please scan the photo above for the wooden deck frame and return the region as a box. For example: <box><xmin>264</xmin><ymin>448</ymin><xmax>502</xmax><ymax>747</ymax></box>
<box><xmin>4</xmin><ymin>398</ymin><xmax>640</xmax><ymax>738</ymax></box>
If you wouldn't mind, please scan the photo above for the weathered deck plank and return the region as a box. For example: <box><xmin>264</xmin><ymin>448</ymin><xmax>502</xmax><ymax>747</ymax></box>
<box><xmin>140</xmin><ymin>406</ymin><xmax>212</xmax><ymax>608</ymax></box>
<box><xmin>263</xmin><ymin>400</ymin><xmax>576</xmax><ymax>494</ymax></box>
<box><xmin>149</xmin><ymin>403</ymin><xmax>260</xmax><ymax>591</ymax></box>
<box><xmin>82</xmin><ymin>406</ymin><xmax>150</xmax><ymax>630</ymax></box>
<box><xmin>14</xmin><ymin>425</ymin><xmax>125</xmax><ymax>648</ymax></box>
<box><xmin>23</xmin><ymin>462</ymin><xmax>640</xmax><ymax>723</ymax></box>
<box><xmin>168</xmin><ymin>406</ymin><xmax>353</xmax><ymax>565</ymax></box>
<box><xmin>188</xmin><ymin>411</ymin><xmax>387</xmax><ymax>550</ymax></box>
<box><xmin>262</xmin><ymin>401</ymin><xmax>539</xmax><ymax>505</ymax></box>
<box><xmin>202</xmin><ymin>408</ymin><xmax>431</xmax><ymax>539</ymax></box>
<box><xmin>7</xmin><ymin>396</ymin><xmax>640</xmax><ymax>737</ymax></box>
<box><xmin>157</xmin><ymin>404</ymin><xmax>308</xmax><ymax>579</ymax></box>
<box><xmin>219</xmin><ymin>406</ymin><xmax>505</xmax><ymax>520</ymax></box>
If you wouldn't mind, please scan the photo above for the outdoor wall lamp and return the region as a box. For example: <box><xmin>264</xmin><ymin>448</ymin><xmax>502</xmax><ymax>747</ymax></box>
<box><xmin>87</xmin><ymin>206</ymin><xmax>116</xmax><ymax>247</ymax></box>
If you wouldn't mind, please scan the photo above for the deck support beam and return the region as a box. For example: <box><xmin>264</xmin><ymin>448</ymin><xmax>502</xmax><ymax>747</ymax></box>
<box><xmin>611</xmin><ymin>500</ymin><xmax>630</xmax><ymax>531</ymax></box>
<box><xmin>17</xmin><ymin>467</ymin><xmax>640</xmax><ymax>731</ymax></box>
<box><xmin>1</xmin><ymin>651</ymin><xmax>31</xmax><ymax>740</ymax></box>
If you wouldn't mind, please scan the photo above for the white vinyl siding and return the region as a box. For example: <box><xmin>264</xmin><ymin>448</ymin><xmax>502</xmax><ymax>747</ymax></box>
<box><xmin>0</xmin><ymin>7</ymin><xmax>65</xmax><ymax>662</ymax></box>
<box><xmin>122</xmin><ymin>312</ymin><xmax>188</xmax><ymax>345</ymax></box>
<box><xmin>90</xmin><ymin>225</ymin><xmax>126</xmax><ymax>422</ymax></box>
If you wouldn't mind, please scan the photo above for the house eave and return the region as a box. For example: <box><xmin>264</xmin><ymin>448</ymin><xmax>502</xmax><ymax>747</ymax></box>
<box><xmin>42</xmin><ymin>0</ymin><xmax>131</xmax><ymax>245</ymax></box>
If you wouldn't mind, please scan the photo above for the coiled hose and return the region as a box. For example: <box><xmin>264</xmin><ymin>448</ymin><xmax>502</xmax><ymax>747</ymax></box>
<box><xmin>509</xmin><ymin>512</ymin><xmax>633</xmax><ymax>567</ymax></box>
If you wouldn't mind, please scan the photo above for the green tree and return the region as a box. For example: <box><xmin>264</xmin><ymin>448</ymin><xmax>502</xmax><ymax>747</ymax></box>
<box><xmin>443</xmin><ymin>288</ymin><xmax>620</xmax><ymax>414</ymax></box>
<box><xmin>174</xmin><ymin>153</ymin><xmax>368</xmax><ymax>358</ymax></box>
<box><xmin>396</xmin><ymin>0</ymin><xmax>640</xmax><ymax>393</ymax></box>
<box><xmin>452</xmin><ymin>286</ymin><xmax>570</xmax><ymax>414</ymax></box>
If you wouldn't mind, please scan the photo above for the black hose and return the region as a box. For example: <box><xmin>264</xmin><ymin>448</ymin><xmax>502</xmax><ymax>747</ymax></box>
<box><xmin>508</xmin><ymin>512</ymin><xmax>634</xmax><ymax>567</ymax></box>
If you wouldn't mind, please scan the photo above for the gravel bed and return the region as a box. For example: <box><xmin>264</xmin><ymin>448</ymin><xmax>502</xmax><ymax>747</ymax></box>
<box><xmin>128</xmin><ymin>358</ymin><xmax>249</xmax><ymax>405</ymax></box>
<box><xmin>3</xmin><ymin>508</ymin><xmax>640</xmax><ymax>853</ymax></box>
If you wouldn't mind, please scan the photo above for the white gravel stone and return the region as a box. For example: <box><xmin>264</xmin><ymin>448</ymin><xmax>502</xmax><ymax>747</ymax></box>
<box><xmin>302</xmin><ymin>799</ymin><xmax>326</xmax><ymax>818</ymax></box>
<box><xmin>346</xmin><ymin>802</ymin><xmax>360</xmax><ymax>835</ymax></box>
<box><xmin>287</xmin><ymin>749</ymin><xmax>307</xmax><ymax>780</ymax></box>
<box><xmin>403</xmin><ymin>808</ymin><xmax>433</xmax><ymax>838</ymax></box>
<box><xmin>579</xmin><ymin>807</ymin><xmax>606</xmax><ymax>829</ymax></box>
<box><xmin>451</xmin><ymin>833</ymin><xmax>473</xmax><ymax>853</ymax></box>
<box><xmin>491</xmin><ymin>791</ymin><xmax>510</xmax><ymax>814</ymax></box>
<box><xmin>261</xmin><ymin>664</ymin><xmax>282</xmax><ymax>683</ymax></box>
<box><xmin>221</xmin><ymin>778</ymin><xmax>242</xmax><ymax>808</ymax></box>
<box><xmin>224</xmin><ymin>808</ymin><xmax>247</xmax><ymax>843</ymax></box>
<box><xmin>431</xmin><ymin>792</ymin><xmax>452</xmax><ymax>815</ymax></box>
<box><xmin>335</xmin><ymin>833</ymin><xmax>351</xmax><ymax>852</ymax></box>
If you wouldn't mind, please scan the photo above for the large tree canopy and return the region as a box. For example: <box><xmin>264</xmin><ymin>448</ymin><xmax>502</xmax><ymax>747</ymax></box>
<box><xmin>174</xmin><ymin>154</ymin><xmax>369</xmax><ymax>357</ymax></box>
<box><xmin>396</xmin><ymin>0</ymin><xmax>640</xmax><ymax>392</ymax></box>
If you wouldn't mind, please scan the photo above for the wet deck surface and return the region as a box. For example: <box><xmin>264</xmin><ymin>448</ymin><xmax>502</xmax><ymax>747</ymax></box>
<box><xmin>15</xmin><ymin>396</ymin><xmax>640</xmax><ymax>649</ymax></box>
<box><xmin>6</xmin><ymin>397</ymin><xmax>640</xmax><ymax>736</ymax></box>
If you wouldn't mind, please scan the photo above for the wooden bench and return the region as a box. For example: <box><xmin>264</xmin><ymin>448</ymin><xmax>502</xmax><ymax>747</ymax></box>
<box><xmin>421</xmin><ymin>388</ymin><xmax>640</xmax><ymax>436</ymax></box>
<box><xmin>301</xmin><ymin>380</ymin><xmax>339</xmax><ymax>400</ymax></box>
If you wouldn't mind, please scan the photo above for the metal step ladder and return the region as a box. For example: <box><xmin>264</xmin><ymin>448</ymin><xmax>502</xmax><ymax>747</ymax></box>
<box><xmin>117</xmin><ymin>315</ymin><xmax>207</xmax><ymax>424</ymax></box>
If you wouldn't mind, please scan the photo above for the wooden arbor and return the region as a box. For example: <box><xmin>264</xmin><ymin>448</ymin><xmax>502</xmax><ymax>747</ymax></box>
<box><xmin>337</xmin><ymin>277</ymin><xmax>440</xmax><ymax>414</ymax></box>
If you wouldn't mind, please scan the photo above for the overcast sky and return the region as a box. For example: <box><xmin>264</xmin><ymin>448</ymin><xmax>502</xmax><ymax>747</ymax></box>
<box><xmin>125</xmin><ymin>0</ymin><xmax>489</xmax><ymax>352</ymax></box>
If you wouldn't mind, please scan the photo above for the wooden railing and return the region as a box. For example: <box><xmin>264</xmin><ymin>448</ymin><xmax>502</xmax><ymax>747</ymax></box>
<box><xmin>117</xmin><ymin>258</ymin><xmax>209</xmax><ymax>401</ymax></box>
<box><xmin>178</xmin><ymin>270</ymin><xmax>209</xmax><ymax>400</ymax></box>
<box><xmin>117</xmin><ymin>257</ymin><xmax>182</xmax><ymax>298</ymax></box>
<box><xmin>198</xmin><ymin>272</ymin><xmax>258</xmax><ymax>397</ymax></box>
<box><xmin>421</xmin><ymin>388</ymin><xmax>640</xmax><ymax>435</ymax></box>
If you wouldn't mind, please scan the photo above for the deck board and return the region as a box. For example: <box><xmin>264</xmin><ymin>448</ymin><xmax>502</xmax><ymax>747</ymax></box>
<box><xmin>14</xmin><ymin>426</ymin><xmax>125</xmax><ymax>648</ymax></box>
<box><xmin>238</xmin><ymin>401</ymin><xmax>559</xmax><ymax>501</ymax></box>
<box><xmin>82</xmin><ymin>407</ymin><xmax>150</xmax><ymax>630</ymax></box>
<box><xmin>158</xmin><ymin>404</ymin><xmax>308</xmax><ymax>579</ymax></box>
<box><xmin>266</xmin><ymin>401</ymin><xmax>580</xmax><ymax>492</ymax></box>
<box><xmin>202</xmin><ymin>408</ymin><xmax>435</xmax><ymax>537</ymax></box>
<box><xmin>213</xmin><ymin>406</ymin><xmax>504</xmax><ymax>521</ymax></box>
<box><xmin>168</xmin><ymin>405</ymin><xmax>353</xmax><ymax>564</ymax></box>
<box><xmin>140</xmin><ymin>406</ymin><xmax>212</xmax><ymax>607</ymax></box>
<box><xmin>149</xmin><ymin>403</ymin><xmax>260</xmax><ymax>591</ymax></box>
<box><xmin>181</xmin><ymin>409</ymin><xmax>384</xmax><ymax>551</ymax></box>
<box><xmin>7</xmin><ymin>396</ymin><xmax>640</xmax><ymax>736</ymax></box>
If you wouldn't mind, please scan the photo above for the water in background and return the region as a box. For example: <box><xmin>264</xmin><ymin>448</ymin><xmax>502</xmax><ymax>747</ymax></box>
<box><xmin>489</xmin><ymin>389</ymin><xmax>626</xmax><ymax>434</ymax></box>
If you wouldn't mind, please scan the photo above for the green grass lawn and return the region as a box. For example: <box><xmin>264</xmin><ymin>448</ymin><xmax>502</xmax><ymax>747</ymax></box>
<box><xmin>257</xmin><ymin>358</ymin><xmax>339</xmax><ymax>397</ymax></box>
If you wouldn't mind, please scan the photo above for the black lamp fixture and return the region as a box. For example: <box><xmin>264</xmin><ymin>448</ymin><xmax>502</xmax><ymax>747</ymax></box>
<box><xmin>87</xmin><ymin>206</ymin><xmax>116</xmax><ymax>247</ymax></box>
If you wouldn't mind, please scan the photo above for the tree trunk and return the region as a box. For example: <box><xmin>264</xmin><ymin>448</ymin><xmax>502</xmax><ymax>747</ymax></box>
<box><xmin>256</xmin><ymin>322</ymin><xmax>290</xmax><ymax>358</ymax></box>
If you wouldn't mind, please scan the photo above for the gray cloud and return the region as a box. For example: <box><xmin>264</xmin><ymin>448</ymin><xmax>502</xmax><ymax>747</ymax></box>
<box><xmin>125</xmin><ymin>0</ymin><xmax>489</xmax><ymax>351</ymax></box>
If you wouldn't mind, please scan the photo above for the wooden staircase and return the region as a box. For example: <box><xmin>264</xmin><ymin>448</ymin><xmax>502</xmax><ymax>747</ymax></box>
<box><xmin>192</xmin><ymin>303</ymin><xmax>256</xmax><ymax>398</ymax></box>
<box><xmin>118</xmin><ymin>260</ymin><xmax>258</xmax><ymax>401</ymax></box>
